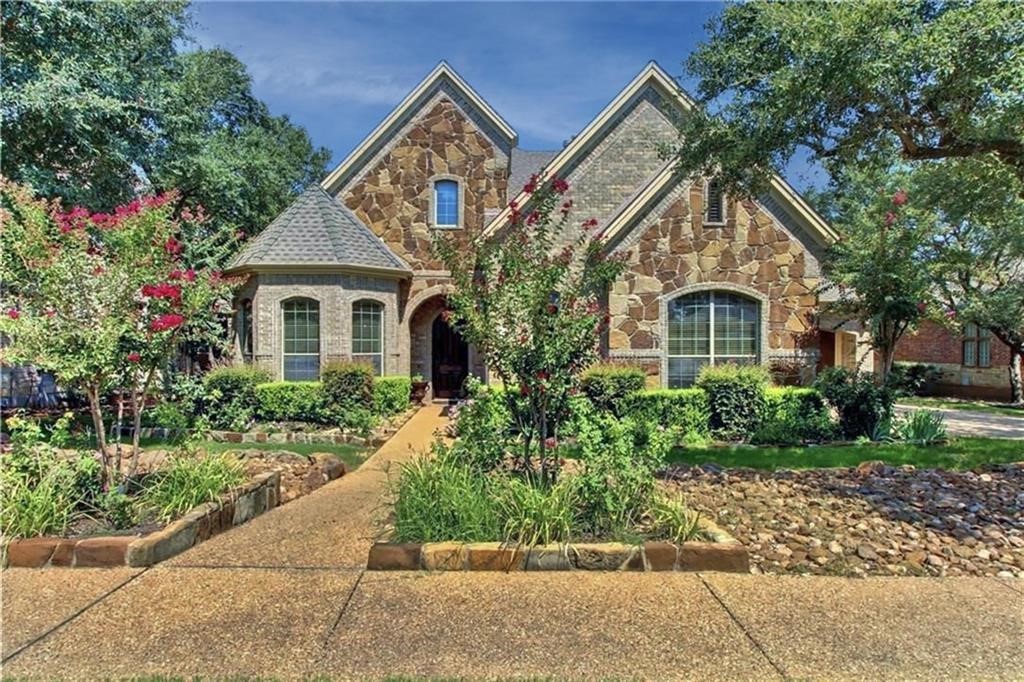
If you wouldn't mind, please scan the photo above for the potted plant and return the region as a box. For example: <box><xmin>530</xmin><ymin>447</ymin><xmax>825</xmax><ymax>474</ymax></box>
<box><xmin>410</xmin><ymin>374</ymin><xmax>429</xmax><ymax>405</ymax></box>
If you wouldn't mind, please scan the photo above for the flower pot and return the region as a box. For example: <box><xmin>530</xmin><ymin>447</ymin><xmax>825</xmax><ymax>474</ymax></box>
<box><xmin>410</xmin><ymin>380</ymin><xmax>430</xmax><ymax>405</ymax></box>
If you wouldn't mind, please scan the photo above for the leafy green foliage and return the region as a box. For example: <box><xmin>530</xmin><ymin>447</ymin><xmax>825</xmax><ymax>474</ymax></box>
<box><xmin>95</xmin><ymin>490</ymin><xmax>138</xmax><ymax>530</ymax></box>
<box><xmin>373</xmin><ymin>376</ymin><xmax>412</xmax><ymax>417</ymax></box>
<box><xmin>815</xmin><ymin>367</ymin><xmax>895</xmax><ymax>440</ymax></box>
<box><xmin>447</xmin><ymin>382</ymin><xmax>514</xmax><ymax>473</ymax></box>
<box><xmin>322</xmin><ymin>360</ymin><xmax>374</xmax><ymax>411</ymax></box>
<box><xmin>203</xmin><ymin>366</ymin><xmax>271</xmax><ymax>430</ymax></box>
<box><xmin>618</xmin><ymin>389</ymin><xmax>711</xmax><ymax>441</ymax></box>
<box><xmin>254</xmin><ymin>382</ymin><xmax>332</xmax><ymax>424</ymax></box>
<box><xmin>496</xmin><ymin>475</ymin><xmax>580</xmax><ymax>547</ymax></box>
<box><xmin>695</xmin><ymin>364</ymin><xmax>770</xmax><ymax>441</ymax></box>
<box><xmin>1</xmin><ymin>1</ymin><xmax>329</xmax><ymax>252</ymax></box>
<box><xmin>0</xmin><ymin>465</ymin><xmax>82</xmax><ymax>539</ymax></box>
<box><xmin>435</xmin><ymin>177</ymin><xmax>628</xmax><ymax>480</ymax></box>
<box><xmin>580</xmin><ymin>364</ymin><xmax>647</xmax><ymax>415</ymax></box>
<box><xmin>896</xmin><ymin>410</ymin><xmax>948</xmax><ymax>446</ymax></box>
<box><xmin>140</xmin><ymin>451</ymin><xmax>244</xmax><ymax>523</ymax></box>
<box><xmin>752</xmin><ymin>387</ymin><xmax>837</xmax><ymax>446</ymax></box>
<box><xmin>671</xmin><ymin>1</ymin><xmax>1024</xmax><ymax>196</ymax></box>
<box><xmin>888</xmin><ymin>363</ymin><xmax>942</xmax><ymax>397</ymax></box>
<box><xmin>144</xmin><ymin>402</ymin><xmax>191</xmax><ymax>431</ymax></box>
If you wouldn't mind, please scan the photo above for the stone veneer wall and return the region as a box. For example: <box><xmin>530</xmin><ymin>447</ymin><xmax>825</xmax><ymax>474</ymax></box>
<box><xmin>341</xmin><ymin>94</ymin><xmax>510</xmax><ymax>271</ymax></box>
<box><xmin>606</xmin><ymin>182</ymin><xmax>825</xmax><ymax>386</ymax></box>
<box><xmin>250</xmin><ymin>273</ymin><xmax>403</xmax><ymax>379</ymax></box>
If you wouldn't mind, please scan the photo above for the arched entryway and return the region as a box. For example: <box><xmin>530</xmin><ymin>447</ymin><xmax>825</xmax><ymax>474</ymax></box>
<box><xmin>431</xmin><ymin>314</ymin><xmax>468</xmax><ymax>399</ymax></box>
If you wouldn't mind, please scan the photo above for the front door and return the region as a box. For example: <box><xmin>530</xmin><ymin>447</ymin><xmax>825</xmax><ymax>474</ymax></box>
<box><xmin>431</xmin><ymin>315</ymin><xmax>468</xmax><ymax>399</ymax></box>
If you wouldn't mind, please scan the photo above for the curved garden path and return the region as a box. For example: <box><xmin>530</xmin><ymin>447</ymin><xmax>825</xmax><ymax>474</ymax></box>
<box><xmin>3</xmin><ymin>405</ymin><xmax>1022</xmax><ymax>681</ymax></box>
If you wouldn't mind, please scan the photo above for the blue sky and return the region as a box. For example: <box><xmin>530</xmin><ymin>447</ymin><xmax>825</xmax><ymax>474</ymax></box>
<box><xmin>191</xmin><ymin>1</ymin><xmax>825</xmax><ymax>190</ymax></box>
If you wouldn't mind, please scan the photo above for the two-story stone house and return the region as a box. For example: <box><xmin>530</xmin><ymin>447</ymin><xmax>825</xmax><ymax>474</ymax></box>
<box><xmin>227</xmin><ymin>61</ymin><xmax>870</xmax><ymax>398</ymax></box>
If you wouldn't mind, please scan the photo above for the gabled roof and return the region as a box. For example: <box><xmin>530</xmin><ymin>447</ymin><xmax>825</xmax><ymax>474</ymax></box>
<box><xmin>483</xmin><ymin>61</ymin><xmax>837</xmax><ymax>244</ymax></box>
<box><xmin>321</xmin><ymin>61</ymin><xmax>518</xmax><ymax>195</ymax></box>
<box><xmin>227</xmin><ymin>185</ymin><xmax>410</xmax><ymax>276</ymax></box>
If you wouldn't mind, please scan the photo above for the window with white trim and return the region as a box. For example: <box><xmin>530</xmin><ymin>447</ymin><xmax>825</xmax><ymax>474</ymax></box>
<box><xmin>282</xmin><ymin>298</ymin><xmax>320</xmax><ymax>381</ymax></box>
<box><xmin>962</xmin><ymin>322</ymin><xmax>991</xmax><ymax>368</ymax></box>
<box><xmin>705</xmin><ymin>178</ymin><xmax>726</xmax><ymax>225</ymax></box>
<box><xmin>434</xmin><ymin>179</ymin><xmax>459</xmax><ymax>228</ymax></box>
<box><xmin>352</xmin><ymin>300</ymin><xmax>384</xmax><ymax>375</ymax></box>
<box><xmin>667</xmin><ymin>291</ymin><xmax>759</xmax><ymax>387</ymax></box>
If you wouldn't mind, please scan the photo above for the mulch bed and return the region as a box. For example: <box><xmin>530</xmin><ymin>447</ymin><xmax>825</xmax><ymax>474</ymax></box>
<box><xmin>661</xmin><ymin>461</ymin><xmax>1024</xmax><ymax>578</ymax></box>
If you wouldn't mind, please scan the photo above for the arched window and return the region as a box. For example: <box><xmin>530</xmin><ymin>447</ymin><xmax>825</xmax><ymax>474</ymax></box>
<box><xmin>433</xmin><ymin>179</ymin><xmax>459</xmax><ymax>228</ymax></box>
<box><xmin>667</xmin><ymin>291</ymin><xmax>759</xmax><ymax>387</ymax></box>
<box><xmin>352</xmin><ymin>300</ymin><xmax>384</xmax><ymax>375</ymax></box>
<box><xmin>238</xmin><ymin>299</ymin><xmax>253</xmax><ymax>363</ymax></box>
<box><xmin>282</xmin><ymin>298</ymin><xmax>320</xmax><ymax>381</ymax></box>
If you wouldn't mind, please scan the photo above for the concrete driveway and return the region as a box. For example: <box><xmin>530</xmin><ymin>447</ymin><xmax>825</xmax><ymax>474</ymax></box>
<box><xmin>3</xmin><ymin>405</ymin><xmax>1022</xmax><ymax>680</ymax></box>
<box><xmin>896</xmin><ymin>404</ymin><xmax>1024</xmax><ymax>439</ymax></box>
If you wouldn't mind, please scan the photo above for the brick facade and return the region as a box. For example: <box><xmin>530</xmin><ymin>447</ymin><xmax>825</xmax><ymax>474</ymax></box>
<box><xmin>894</xmin><ymin>320</ymin><xmax>1019</xmax><ymax>400</ymax></box>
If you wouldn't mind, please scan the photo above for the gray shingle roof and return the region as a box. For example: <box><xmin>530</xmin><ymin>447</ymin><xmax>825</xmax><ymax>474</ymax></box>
<box><xmin>508</xmin><ymin>148</ymin><xmax>558</xmax><ymax>196</ymax></box>
<box><xmin>228</xmin><ymin>186</ymin><xmax>410</xmax><ymax>273</ymax></box>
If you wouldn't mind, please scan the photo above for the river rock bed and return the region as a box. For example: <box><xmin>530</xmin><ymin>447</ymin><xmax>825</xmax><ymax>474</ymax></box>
<box><xmin>661</xmin><ymin>461</ymin><xmax>1024</xmax><ymax>578</ymax></box>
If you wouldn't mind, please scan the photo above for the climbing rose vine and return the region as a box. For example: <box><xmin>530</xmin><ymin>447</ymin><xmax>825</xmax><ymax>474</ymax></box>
<box><xmin>434</xmin><ymin>175</ymin><xmax>628</xmax><ymax>480</ymax></box>
<box><xmin>0</xmin><ymin>179</ymin><xmax>238</xmax><ymax>485</ymax></box>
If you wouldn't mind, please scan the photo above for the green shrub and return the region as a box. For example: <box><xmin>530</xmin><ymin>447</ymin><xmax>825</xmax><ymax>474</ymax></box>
<box><xmin>373</xmin><ymin>376</ymin><xmax>412</xmax><ymax>416</ymax></box>
<box><xmin>580</xmin><ymin>364</ymin><xmax>646</xmax><ymax>415</ymax></box>
<box><xmin>696</xmin><ymin>364</ymin><xmax>770</xmax><ymax>440</ymax></box>
<box><xmin>897</xmin><ymin>410</ymin><xmax>947</xmax><ymax>445</ymax></box>
<box><xmin>391</xmin><ymin>449</ymin><xmax>500</xmax><ymax>543</ymax></box>
<box><xmin>144</xmin><ymin>402</ymin><xmax>191</xmax><ymax>431</ymax></box>
<box><xmin>203</xmin><ymin>365</ymin><xmax>270</xmax><ymax>430</ymax></box>
<box><xmin>815</xmin><ymin>367</ymin><xmax>895</xmax><ymax>440</ymax></box>
<box><xmin>619</xmin><ymin>389</ymin><xmax>711</xmax><ymax>439</ymax></box>
<box><xmin>752</xmin><ymin>387</ymin><xmax>836</xmax><ymax>445</ymax></box>
<box><xmin>96</xmin><ymin>490</ymin><xmax>137</xmax><ymax>529</ymax></box>
<box><xmin>888</xmin><ymin>362</ymin><xmax>941</xmax><ymax>396</ymax></box>
<box><xmin>254</xmin><ymin>382</ymin><xmax>331</xmax><ymax>423</ymax></box>
<box><xmin>448</xmin><ymin>382</ymin><xmax>514</xmax><ymax>472</ymax></box>
<box><xmin>322</xmin><ymin>361</ymin><xmax>374</xmax><ymax>411</ymax></box>
<box><xmin>140</xmin><ymin>451</ymin><xmax>245</xmax><ymax>523</ymax></box>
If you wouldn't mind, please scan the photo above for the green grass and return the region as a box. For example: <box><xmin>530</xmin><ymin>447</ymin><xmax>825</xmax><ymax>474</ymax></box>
<box><xmin>899</xmin><ymin>396</ymin><xmax>1024</xmax><ymax>418</ymax></box>
<box><xmin>667</xmin><ymin>437</ymin><xmax>1023</xmax><ymax>471</ymax></box>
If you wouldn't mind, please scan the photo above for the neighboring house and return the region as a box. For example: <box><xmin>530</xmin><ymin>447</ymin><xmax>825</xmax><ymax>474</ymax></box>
<box><xmin>893</xmin><ymin>320</ymin><xmax>1022</xmax><ymax>401</ymax></box>
<box><xmin>226</xmin><ymin>61</ymin><xmax>869</xmax><ymax>398</ymax></box>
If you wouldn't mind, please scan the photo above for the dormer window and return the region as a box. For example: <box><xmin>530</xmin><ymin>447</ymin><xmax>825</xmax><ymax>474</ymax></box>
<box><xmin>433</xmin><ymin>179</ymin><xmax>460</xmax><ymax>228</ymax></box>
<box><xmin>705</xmin><ymin>178</ymin><xmax>726</xmax><ymax>225</ymax></box>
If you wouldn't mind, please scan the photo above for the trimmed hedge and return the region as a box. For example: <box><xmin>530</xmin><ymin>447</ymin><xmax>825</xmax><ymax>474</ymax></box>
<box><xmin>752</xmin><ymin>387</ymin><xmax>835</xmax><ymax>445</ymax></box>
<box><xmin>203</xmin><ymin>365</ymin><xmax>271</xmax><ymax>430</ymax></box>
<box><xmin>255</xmin><ymin>382</ymin><xmax>331</xmax><ymax>424</ymax></box>
<box><xmin>619</xmin><ymin>388</ymin><xmax>710</xmax><ymax>437</ymax></box>
<box><xmin>695</xmin><ymin>364</ymin><xmax>770</xmax><ymax>440</ymax></box>
<box><xmin>580</xmin><ymin>364</ymin><xmax>646</xmax><ymax>415</ymax></box>
<box><xmin>322</xmin><ymin>361</ymin><xmax>374</xmax><ymax>412</ymax></box>
<box><xmin>374</xmin><ymin>376</ymin><xmax>412</xmax><ymax>417</ymax></box>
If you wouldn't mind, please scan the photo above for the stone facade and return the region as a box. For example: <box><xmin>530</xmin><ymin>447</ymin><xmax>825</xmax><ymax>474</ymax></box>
<box><xmin>342</xmin><ymin>95</ymin><xmax>510</xmax><ymax>271</ymax></box>
<box><xmin>606</xmin><ymin>183</ymin><xmax>824</xmax><ymax>386</ymax></box>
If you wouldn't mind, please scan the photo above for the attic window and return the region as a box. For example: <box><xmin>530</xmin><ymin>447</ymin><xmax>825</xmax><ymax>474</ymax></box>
<box><xmin>705</xmin><ymin>178</ymin><xmax>726</xmax><ymax>225</ymax></box>
<box><xmin>434</xmin><ymin>179</ymin><xmax>460</xmax><ymax>228</ymax></box>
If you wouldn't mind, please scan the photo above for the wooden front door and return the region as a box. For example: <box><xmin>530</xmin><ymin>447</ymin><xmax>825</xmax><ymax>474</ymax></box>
<box><xmin>431</xmin><ymin>315</ymin><xmax>468</xmax><ymax>399</ymax></box>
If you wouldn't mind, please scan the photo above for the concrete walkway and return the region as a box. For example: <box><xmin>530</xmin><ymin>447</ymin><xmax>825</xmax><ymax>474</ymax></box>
<box><xmin>896</xmin><ymin>404</ymin><xmax>1024</xmax><ymax>439</ymax></box>
<box><xmin>3</xmin><ymin>405</ymin><xmax>1023</xmax><ymax>681</ymax></box>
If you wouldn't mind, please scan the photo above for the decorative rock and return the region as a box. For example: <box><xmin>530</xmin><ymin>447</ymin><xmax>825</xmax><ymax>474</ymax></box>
<box><xmin>4</xmin><ymin>538</ymin><xmax>58</xmax><ymax>567</ymax></box>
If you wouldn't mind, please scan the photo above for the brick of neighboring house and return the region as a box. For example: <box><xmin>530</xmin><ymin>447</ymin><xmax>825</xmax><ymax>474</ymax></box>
<box><xmin>893</xmin><ymin>320</ymin><xmax>1020</xmax><ymax>400</ymax></box>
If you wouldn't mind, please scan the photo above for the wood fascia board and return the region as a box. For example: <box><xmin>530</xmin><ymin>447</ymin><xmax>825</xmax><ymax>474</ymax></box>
<box><xmin>225</xmin><ymin>263</ymin><xmax>412</xmax><ymax>280</ymax></box>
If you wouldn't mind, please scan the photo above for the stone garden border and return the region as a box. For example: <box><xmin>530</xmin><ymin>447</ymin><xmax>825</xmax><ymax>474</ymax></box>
<box><xmin>207</xmin><ymin>406</ymin><xmax>417</xmax><ymax>447</ymax></box>
<box><xmin>366</xmin><ymin>519</ymin><xmax>750</xmax><ymax>573</ymax></box>
<box><xmin>3</xmin><ymin>472</ymin><xmax>282</xmax><ymax>569</ymax></box>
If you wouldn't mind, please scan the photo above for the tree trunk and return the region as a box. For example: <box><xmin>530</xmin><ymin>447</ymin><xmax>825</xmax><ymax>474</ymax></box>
<box><xmin>128</xmin><ymin>366</ymin><xmax>159</xmax><ymax>480</ymax></box>
<box><xmin>1009</xmin><ymin>347</ymin><xmax>1023</xmax><ymax>406</ymax></box>
<box><xmin>86</xmin><ymin>386</ymin><xmax>110</xmax><ymax>488</ymax></box>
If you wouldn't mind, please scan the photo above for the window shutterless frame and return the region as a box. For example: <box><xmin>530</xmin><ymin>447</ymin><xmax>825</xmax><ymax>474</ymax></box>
<box><xmin>666</xmin><ymin>291</ymin><xmax>759</xmax><ymax>387</ymax></box>
<box><xmin>962</xmin><ymin>322</ymin><xmax>991</xmax><ymax>368</ymax></box>
<box><xmin>351</xmin><ymin>300</ymin><xmax>384</xmax><ymax>376</ymax></box>
<box><xmin>281</xmin><ymin>298</ymin><xmax>320</xmax><ymax>381</ymax></box>
<box><xmin>432</xmin><ymin>178</ymin><xmax>461</xmax><ymax>229</ymax></box>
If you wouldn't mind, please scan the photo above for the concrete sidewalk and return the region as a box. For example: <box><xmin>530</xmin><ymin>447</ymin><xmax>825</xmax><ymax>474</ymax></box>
<box><xmin>3</xmin><ymin>406</ymin><xmax>1023</xmax><ymax>680</ymax></box>
<box><xmin>896</xmin><ymin>404</ymin><xmax>1024</xmax><ymax>439</ymax></box>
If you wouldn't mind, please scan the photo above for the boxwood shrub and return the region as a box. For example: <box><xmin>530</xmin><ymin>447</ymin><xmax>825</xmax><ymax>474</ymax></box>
<box><xmin>619</xmin><ymin>388</ymin><xmax>710</xmax><ymax>438</ymax></box>
<box><xmin>580</xmin><ymin>364</ymin><xmax>647</xmax><ymax>415</ymax></box>
<box><xmin>695</xmin><ymin>364</ymin><xmax>770</xmax><ymax>440</ymax></box>
<box><xmin>203</xmin><ymin>365</ymin><xmax>271</xmax><ymax>430</ymax></box>
<box><xmin>254</xmin><ymin>382</ymin><xmax>331</xmax><ymax>424</ymax></box>
<box><xmin>322</xmin><ymin>361</ymin><xmax>374</xmax><ymax>412</ymax></box>
<box><xmin>373</xmin><ymin>376</ymin><xmax>412</xmax><ymax>417</ymax></box>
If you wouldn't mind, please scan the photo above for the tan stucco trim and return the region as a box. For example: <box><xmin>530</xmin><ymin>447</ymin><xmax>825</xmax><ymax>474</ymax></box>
<box><xmin>226</xmin><ymin>263</ymin><xmax>411</xmax><ymax>280</ymax></box>
<box><xmin>321</xmin><ymin>62</ymin><xmax>517</xmax><ymax>195</ymax></box>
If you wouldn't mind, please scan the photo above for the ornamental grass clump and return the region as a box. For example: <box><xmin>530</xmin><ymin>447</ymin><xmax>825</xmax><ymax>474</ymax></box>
<box><xmin>140</xmin><ymin>450</ymin><xmax>244</xmax><ymax>523</ymax></box>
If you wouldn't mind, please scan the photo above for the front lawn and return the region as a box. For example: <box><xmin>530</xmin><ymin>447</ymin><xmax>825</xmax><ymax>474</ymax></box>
<box><xmin>667</xmin><ymin>436</ymin><xmax>1023</xmax><ymax>470</ymax></box>
<box><xmin>899</xmin><ymin>396</ymin><xmax>1024</xmax><ymax>419</ymax></box>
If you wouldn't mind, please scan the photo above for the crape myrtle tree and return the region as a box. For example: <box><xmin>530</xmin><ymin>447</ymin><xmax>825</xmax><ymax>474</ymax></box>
<box><xmin>0</xmin><ymin>180</ymin><xmax>237</xmax><ymax>485</ymax></box>
<box><xmin>823</xmin><ymin>169</ymin><xmax>934</xmax><ymax>382</ymax></box>
<box><xmin>435</xmin><ymin>178</ymin><xmax>627</xmax><ymax>482</ymax></box>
